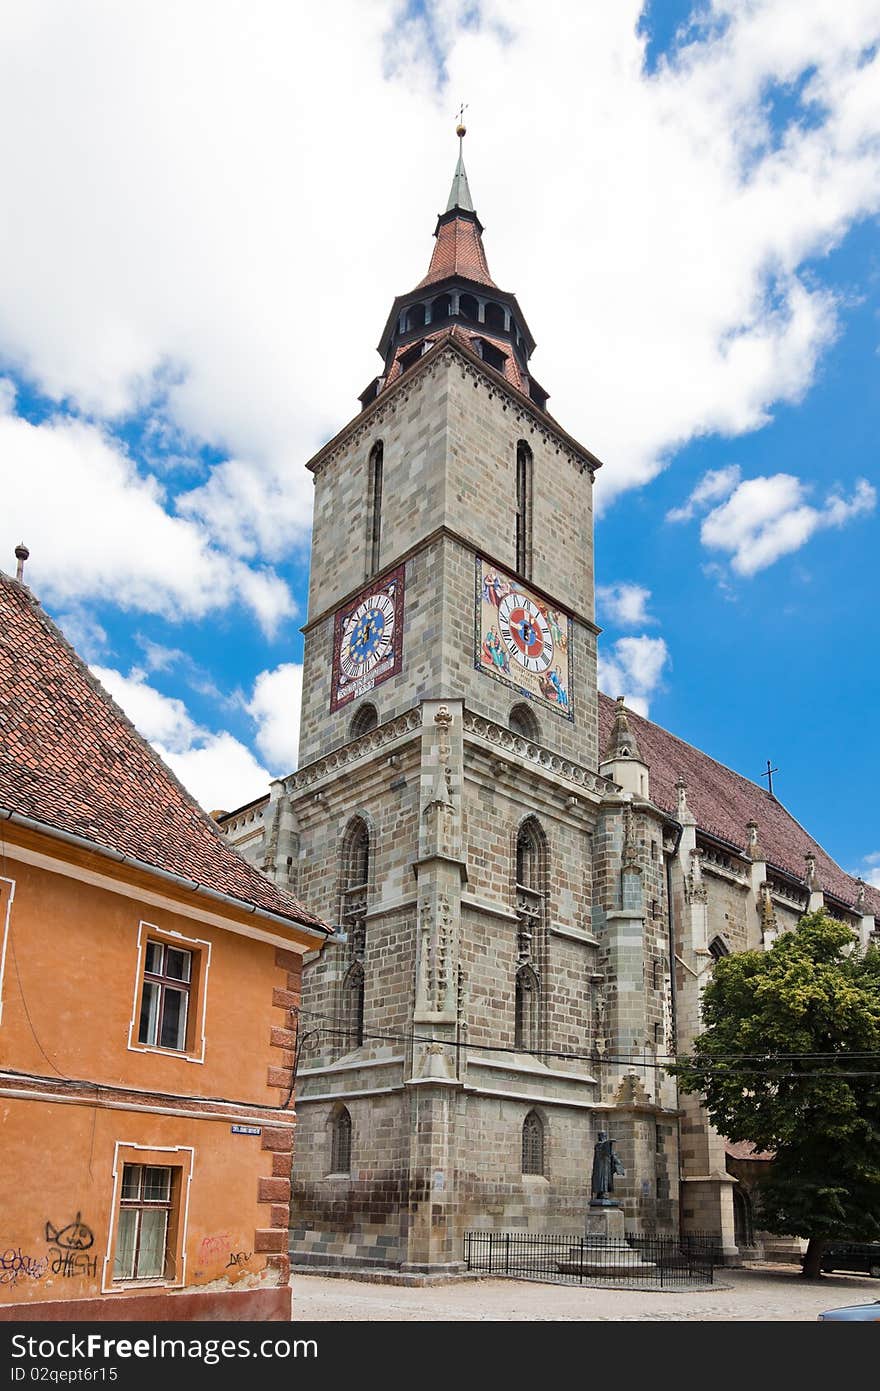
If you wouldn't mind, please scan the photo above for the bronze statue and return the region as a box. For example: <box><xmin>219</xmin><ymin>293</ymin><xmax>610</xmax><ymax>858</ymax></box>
<box><xmin>591</xmin><ymin>1130</ymin><xmax>625</xmax><ymax>1200</ymax></box>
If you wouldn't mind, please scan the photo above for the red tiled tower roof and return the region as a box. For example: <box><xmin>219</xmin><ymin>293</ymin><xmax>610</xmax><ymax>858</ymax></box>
<box><xmin>0</xmin><ymin>572</ymin><xmax>329</xmax><ymax>932</ymax></box>
<box><xmin>417</xmin><ymin>215</ymin><xmax>497</xmax><ymax>289</ymax></box>
<box><xmin>368</xmin><ymin>131</ymin><xmax>545</xmax><ymax>413</ymax></box>
<box><xmin>597</xmin><ymin>690</ymin><xmax>880</xmax><ymax>918</ymax></box>
<box><xmin>384</xmin><ymin>324</ymin><xmax>529</xmax><ymax>395</ymax></box>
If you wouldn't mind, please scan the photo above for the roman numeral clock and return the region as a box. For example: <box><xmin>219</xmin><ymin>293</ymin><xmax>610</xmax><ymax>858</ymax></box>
<box><xmin>475</xmin><ymin>558</ymin><xmax>573</xmax><ymax>719</ymax></box>
<box><xmin>330</xmin><ymin>565</ymin><xmax>405</xmax><ymax>712</ymax></box>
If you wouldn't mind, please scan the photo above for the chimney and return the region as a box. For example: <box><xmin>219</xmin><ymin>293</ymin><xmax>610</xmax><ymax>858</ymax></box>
<box><xmin>14</xmin><ymin>543</ymin><xmax>29</xmax><ymax>583</ymax></box>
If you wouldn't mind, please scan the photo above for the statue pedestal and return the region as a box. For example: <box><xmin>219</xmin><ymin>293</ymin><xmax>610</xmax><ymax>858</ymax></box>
<box><xmin>556</xmin><ymin>1201</ymin><xmax>657</xmax><ymax>1278</ymax></box>
<box><xmin>585</xmin><ymin>1201</ymin><xmax>625</xmax><ymax>1242</ymax></box>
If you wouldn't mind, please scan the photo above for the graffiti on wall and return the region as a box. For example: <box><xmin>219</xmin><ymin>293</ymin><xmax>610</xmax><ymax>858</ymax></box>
<box><xmin>45</xmin><ymin>1212</ymin><xmax>98</xmax><ymax>1280</ymax></box>
<box><xmin>0</xmin><ymin>1248</ymin><xmax>49</xmax><ymax>1286</ymax></box>
<box><xmin>199</xmin><ymin>1234</ymin><xmax>230</xmax><ymax>1262</ymax></box>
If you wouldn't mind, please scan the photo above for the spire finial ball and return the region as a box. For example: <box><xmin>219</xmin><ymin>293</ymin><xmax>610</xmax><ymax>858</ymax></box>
<box><xmin>456</xmin><ymin>123</ymin><xmax>466</xmax><ymax>138</ymax></box>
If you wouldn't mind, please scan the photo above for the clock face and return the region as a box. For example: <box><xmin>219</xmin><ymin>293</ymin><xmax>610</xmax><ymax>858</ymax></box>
<box><xmin>475</xmin><ymin>557</ymin><xmax>573</xmax><ymax>720</ymax></box>
<box><xmin>497</xmin><ymin>593</ymin><xmax>554</xmax><ymax>673</ymax></box>
<box><xmin>330</xmin><ymin>566</ymin><xmax>405</xmax><ymax>712</ymax></box>
<box><xmin>340</xmin><ymin>595</ymin><xmax>396</xmax><ymax>677</ymax></box>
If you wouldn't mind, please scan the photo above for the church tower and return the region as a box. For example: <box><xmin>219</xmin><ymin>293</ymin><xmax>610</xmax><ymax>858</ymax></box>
<box><xmin>230</xmin><ymin>130</ymin><xmax>680</xmax><ymax>1273</ymax></box>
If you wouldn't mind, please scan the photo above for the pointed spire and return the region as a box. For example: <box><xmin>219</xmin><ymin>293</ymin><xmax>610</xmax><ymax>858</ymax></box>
<box><xmin>447</xmin><ymin>107</ymin><xmax>474</xmax><ymax>212</ymax></box>
<box><xmin>446</xmin><ymin>138</ymin><xmax>474</xmax><ymax>213</ymax></box>
<box><xmin>603</xmin><ymin>695</ymin><xmax>641</xmax><ymax>762</ymax></box>
<box><xmin>417</xmin><ymin>115</ymin><xmax>495</xmax><ymax>290</ymax></box>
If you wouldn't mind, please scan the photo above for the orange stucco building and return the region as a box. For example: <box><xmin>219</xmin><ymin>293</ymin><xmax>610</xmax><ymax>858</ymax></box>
<box><xmin>0</xmin><ymin>569</ymin><xmax>331</xmax><ymax>1320</ymax></box>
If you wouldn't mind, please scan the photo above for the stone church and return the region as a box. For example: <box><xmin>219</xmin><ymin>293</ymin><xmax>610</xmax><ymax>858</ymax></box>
<box><xmin>221</xmin><ymin>134</ymin><xmax>880</xmax><ymax>1274</ymax></box>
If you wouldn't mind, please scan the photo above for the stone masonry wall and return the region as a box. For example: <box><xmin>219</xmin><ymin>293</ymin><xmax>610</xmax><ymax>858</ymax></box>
<box><xmin>298</xmin><ymin>351</ymin><xmax>599</xmax><ymax>769</ymax></box>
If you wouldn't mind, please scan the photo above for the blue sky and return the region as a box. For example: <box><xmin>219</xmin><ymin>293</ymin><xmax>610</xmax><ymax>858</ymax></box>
<box><xmin>1</xmin><ymin>0</ymin><xmax>878</xmax><ymax>887</ymax></box>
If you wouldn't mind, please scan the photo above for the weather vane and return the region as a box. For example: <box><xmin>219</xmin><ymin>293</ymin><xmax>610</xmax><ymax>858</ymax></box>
<box><xmin>455</xmin><ymin>102</ymin><xmax>468</xmax><ymax>139</ymax></box>
<box><xmin>761</xmin><ymin>759</ymin><xmax>779</xmax><ymax>796</ymax></box>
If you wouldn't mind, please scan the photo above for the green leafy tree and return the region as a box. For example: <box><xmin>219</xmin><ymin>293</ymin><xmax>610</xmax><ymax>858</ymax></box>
<box><xmin>672</xmin><ymin>912</ymin><xmax>880</xmax><ymax>1277</ymax></box>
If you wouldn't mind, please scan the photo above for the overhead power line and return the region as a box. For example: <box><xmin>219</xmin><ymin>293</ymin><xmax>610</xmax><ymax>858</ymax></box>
<box><xmin>292</xmin><ymin>1006</ymin><xmax>880</xmax><ymax>1076</ymax></box>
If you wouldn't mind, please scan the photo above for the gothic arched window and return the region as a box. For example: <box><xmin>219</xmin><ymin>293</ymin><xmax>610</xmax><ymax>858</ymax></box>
<box><xmin>329</xmin><ymin>1106</ymin><xmax>352</xmax><ymax>1174</ymax></box>
<box><xmin>342</xmin><ymin>962</ymin><xmax>365</xmax><ymax>1050</ymax></box>
<box><xmin>515</xmin><ymin>964</ymin><xmax>539</xmax><ymax>1052</ymax></box>
<box><xmin>367</xmin><ymin>441</ymin><xmax>383</xmax><ymax>576</ymax></box>
<box><xmin>509</xmin><ymin>702</ymin><xmax>541</xmax><ymax>743</ymax></box>
<box><xmin>708</xmin><ymin>936</ymin><xmax>730</xmax><ymax>962</ymax></box>
<box><xmin>350</xmin><ymin>703</ymin><xmax>379</xmax><ymax>739</ymax></box>
<box><xmin>514</xmin><ymin>817</ymin><xmax>548</xmax><ymax>1049</ymax></box>
<box><xmin>342</xmin><ymin>817</ymin><xmax>370</xmax><ymax>901</ymax></box>
<box><xmin>516</xmin><ymin>817</ymin><xmax>545</xmax><ymax>894</ymax></box>
<box><xmin>522</xmin><ymin>1110</ymin><xmax>544</xmax><ymax>1176</ymax></box>
<box><xmin>338</xmin><ymin>818</ymin><xmax>370</xmax><ymax>1055</ymax></box>
<box><xmin>515</xmin><ymin>440</ymin><xmax>533</xmax><ymax>578</ymax></box>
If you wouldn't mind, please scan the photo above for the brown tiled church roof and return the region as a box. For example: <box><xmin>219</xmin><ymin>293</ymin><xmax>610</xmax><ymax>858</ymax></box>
<box><xmin>416</xmin><ymin>213</ymin><xmax>498</xmax><ymax>290</ymax></box>
<box><xmin>598</xmin><ymin>691</ymin><xmax>879</xmax><ymax>918</ymax></box>
<box><xmin>385</xmin><ymin>324</ymin><xmax>529</xmax><ymax>396</ymax></box>
<box><xmin>0</xmin><ymin>572</ymin><xmax>328</xmax><ymax>932</ymax></box>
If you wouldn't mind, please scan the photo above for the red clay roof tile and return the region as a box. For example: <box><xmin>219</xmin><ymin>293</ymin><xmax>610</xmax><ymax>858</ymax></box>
<box><xmin>0</xmin><ymin>573</ymin><xmax>328</xmax><ymax>933</ymax></box>
<box><xmin>598</xmin><ymin>691</ymin><xmax>879</xmax><ymax>918</ymax></box>
<box><xmin>416</xmin><ymin>213</ymin><xmax>497</xmax><ymax>290</ymax></box>
<box><xmin>384</xmin><ymin>325</ymin><xmax>528</xmax><ymax>395</ymax></box>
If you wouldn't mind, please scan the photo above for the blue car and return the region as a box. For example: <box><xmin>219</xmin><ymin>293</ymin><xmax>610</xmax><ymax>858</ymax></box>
<box><xmin>818</xmin><ymin>1301</ymin><xmax>880</xmax><ymax>1321</ymax></box>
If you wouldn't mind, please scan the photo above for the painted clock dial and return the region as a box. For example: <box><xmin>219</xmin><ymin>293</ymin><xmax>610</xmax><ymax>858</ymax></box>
<box><xmin>475</xmin><ymin>557</ymin><xmax>573</xmax><ymax>720</ymax></box>
<box><xmin>340</xmin><ymin>594</ymin><xmax>396</xmax><ymax>678</ymax></box>
<box><xmin>497</xmin><ymin>593</ymin><xmax>554</xmax><ymax>674</ymax></box>
<box><xmin>330</xmin><ymin>565</ymin><xmax>405</xmax><ymax>712</ymax></box>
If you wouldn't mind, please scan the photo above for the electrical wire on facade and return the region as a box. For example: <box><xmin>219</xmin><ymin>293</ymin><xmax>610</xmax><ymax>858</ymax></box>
<box><xmin>292</xmin><ymin>1004</ymin><xmax>880</xmax><ymax>1075</ymax></box>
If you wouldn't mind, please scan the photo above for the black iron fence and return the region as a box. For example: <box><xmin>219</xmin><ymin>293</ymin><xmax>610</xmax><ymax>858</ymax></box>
<box><xmin>678</xmin><ymin>1231</ymin><xmax>725</xmax><ymax>1265</ymax></box>
<box><xmin>463</xmin><ymin>1230</ymin><xmax>715</xmax><ymax>1288</ymax></box>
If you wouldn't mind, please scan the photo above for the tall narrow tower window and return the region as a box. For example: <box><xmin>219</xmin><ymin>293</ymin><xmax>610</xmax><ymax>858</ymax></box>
<box><xmin>521</xmin><ymin>1110</ymin><xmax>545</xmax><ymax>1175</ymax></box>
<box><xmin>514</xmin><ymin>816</ymin><xmax>548</xmax><ymax>1051</ymax></box>
<box><xmin>367</xmin><ymin>441</ymin><xmax>384</xmax><ymax>576</ymax></box>
<box><xmin>515</xmin><ymin>440</ymin><xmax>533</xmax><ymax>578</ymax></box>
<box><xmin>329</xmin><ymin>1106</ymin><xmax>352</xmax><ymax>1174</ymax></box>
<box><xmin>338</xmin><ymin>817</ymin><xmax>370</xmax><ymax>1055</ymax></box>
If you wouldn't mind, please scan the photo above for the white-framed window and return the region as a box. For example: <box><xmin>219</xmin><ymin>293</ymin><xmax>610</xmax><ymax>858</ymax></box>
<box><xmin>128</xmin><ymin>923</ymin><xmax>210</xmax><ymax>1063</ymax></box>
<box><xmin>103</xmin><ymin>1142</ymin><xmax>194</xmax><ymax>1293</ymax></box>
<box><xmin>138</xmin><ymin>940</ymin><xmax>192</xmax><ymax>1050</ymax></box>
<box><xmin>113</xmin><ymin>1164</ymin><xmax>176</xmax><ymax>1281</ymax></box>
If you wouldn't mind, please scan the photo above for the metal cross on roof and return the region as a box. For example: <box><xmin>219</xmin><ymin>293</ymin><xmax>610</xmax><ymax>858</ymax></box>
<box><xmin>761</xmin><ymin>759</ymin><xmax>779</xmax><ymax>796</ymax></box>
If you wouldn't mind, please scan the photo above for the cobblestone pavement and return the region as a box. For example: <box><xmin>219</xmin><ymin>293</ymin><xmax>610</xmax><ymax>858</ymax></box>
<box><xmin>292</xmin><ymin>1265</ymin><xmax>880</xmax><ymax>1321</ymax></box>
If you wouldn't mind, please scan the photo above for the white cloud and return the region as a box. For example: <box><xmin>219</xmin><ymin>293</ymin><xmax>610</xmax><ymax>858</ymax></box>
<box><xmin>92</xmin><ymin>666</ymin><xmax>200</xmax><ymax>753</ymax></box>
<box><xmin>0</xmin><ymin>411</ymin><xmax>294</xmax><ymax>633</ymax></box>
<box><xmin>159</xmin><ymin>734</ymin><xmax>271</xmax><ymax>817</ymax></box>
<box><xmin>856</xmin><ymin>852</ymin><xmax>880</xmax><ymax>889</ymax></box>
<box><xmin>597</xmin><ymin>583</ymin><xmax>655</xmax><ymax>628</ymax></box>
<box><xmin>0</xmin><ymin>0</ymin><xmax>876</xmax><ymax>554</ymax></box>
<box><xmin>700</xmin><ymin>473</ymin><xmax>875</xmax><ymax>574</ymax></box>
<box><xmin>667</xmin><ymin>466</ymin><xmax>742</xmax><ymax>522</ymax></box>
<box><xmin>90</xmin><ymin>661</ymin><xmax>300</xmax><ymax>810</ymax></box>
<box><xmin>134</xmin><ymin>638</ymin><xmax>186</xmax><ymax>674</ymax></box>
<box><xmin>246</xmin><ymin>662</ymin><xmax>303</xmax><ymax>773</ymax></box>
<box><xmin>91</xmin><ymin>665</ymin><xmax>271</xmax><ymax>810</ymax></box>
<box><xmin>597</xmin><ymin>634</ymin><xmax>670</xmax><ymax>716</ymax></box>
<box><xmin>55</xmin><ymin>608</ymin><xmax>108</xmax><ymax>663</ymax></box>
